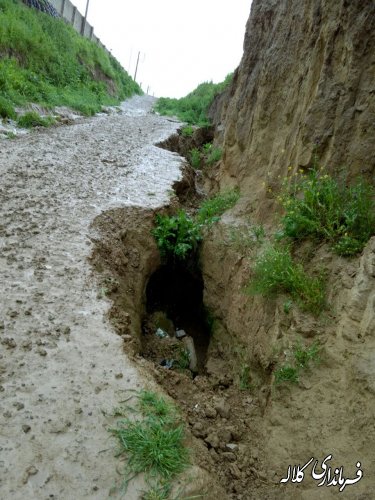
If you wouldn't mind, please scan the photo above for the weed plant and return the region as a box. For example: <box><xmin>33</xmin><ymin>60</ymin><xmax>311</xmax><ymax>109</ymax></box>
<box><xmin>274</xmin><ymin>341</ymin><xmax>320</xmax><ymax>385</ymax></box>
<box><xmin>279</xmin><ymin>168</ymin><xmax>375</xmax><ymax>256</ymax></box>
<box><xmin>151</xmin><ymin>211</ymin><xmax>202</xmax><ymax>261</ymax></box>
<box><xmin>152</xmin><ymin>190</ymin><xmax>240</xmax><ymax>261</ymax></box>
<box><xmin>293</xmin><ymin>340</ymin><xmax>320</xmax><ymax>369</ymax></box>
<box><xmin>274</xmin><ymin>364</ymin><xmax>299</xmax><ymax>384</ymax></box>
<box><xmin>206</xmin><ymin>146</ymin><xmax>222</xmax><ymax>165</ymax></box>
<box><xmin>0</xmin><ymin>0</ymin><xmax>140</xmax><ymax>114</ymax></box>
<box><xmin>189</xmin><ymin>148</ymin><xmax>201</xmax><ymax>169</ymax></box>
<box><xmin>181</xmin><ymin>125</ymin><xmax>194</xmax><ymax>137</ymax></box>
<box><xmin>110</xmin><ymin>391</ymin><xmax>189</xmax><ymax>496</ymax></box>
<box><xmin>248</xmin><ymin>244</ymin><xmax>325</xmax><ymax>315</ymax></box>
<box><xmin>154</xmin><ymin>74</ymin><xmax>233</xmax><ymax>126</ymax></box>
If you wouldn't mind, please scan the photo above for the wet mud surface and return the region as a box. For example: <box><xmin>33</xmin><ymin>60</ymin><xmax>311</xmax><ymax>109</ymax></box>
<box><xmin>0</xmin><ymin>96</ymin><xmax>185</xmax><ymax>499</ymax></box>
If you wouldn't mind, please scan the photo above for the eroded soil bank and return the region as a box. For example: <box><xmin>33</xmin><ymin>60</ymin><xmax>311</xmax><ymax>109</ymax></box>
<box><xmin>92</xmin><ymin>126</ymin><xmax>375</xmax><ymax>500</ymax></box>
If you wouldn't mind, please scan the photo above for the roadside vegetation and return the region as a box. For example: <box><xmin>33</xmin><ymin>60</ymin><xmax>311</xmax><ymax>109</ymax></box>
<box><xmin>246</xmin><ymin>161</ymin><xmax>374</xmax><ymax>315</ymax></box>
<box><xmin>154</xmin><ymin>74</ymin><xmax>233</xmax><ymax>126</ymax></box>
<box><xmin>151</xmin><ymin>189</ymin><xmax>239</xmax><ymax>261</ymax></box>
<box><xmin>0</xmin><ymin>0</ymin><xmax>141</xmax><ymax>118</ymax></box>
<box><xmin>17</xmin><ymin>111</ymin><xmax>55</xmax><ymax>128</ymax></box>
<box><xmin>248</xmin><ymin>244</ymin><xmax>326</xmax><ymax>315</ymax></box>
<box><xmin>110</xmin><ymin>391</ymin><xmax>190</xmax><ymax>497</ymax></box>
<box><xmin>279</xmin><ymin>167</ymin><xmax>375</xmax><ymax>256</ymax></box>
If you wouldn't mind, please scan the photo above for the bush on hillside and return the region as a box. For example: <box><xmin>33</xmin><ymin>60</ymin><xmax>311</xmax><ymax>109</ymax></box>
<box><xmin>154</xmin><ymin>74</ymin><xmax>233</xmax><ymax>126</ymax></box>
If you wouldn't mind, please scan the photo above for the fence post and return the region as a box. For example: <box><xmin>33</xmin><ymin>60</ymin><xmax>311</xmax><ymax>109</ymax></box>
<box><xmin>71</xmin><ymin>6</ymin><xmax>76</xmax><ymax>26</ymax></box>
<box><xmin>60</xmin><ymin>0</ymin><xmax>66</xmax><ymax>16</ymax></box>
<box><xmin>81</xmin><ymin>0</ymin><xmax>90</xmax><ymax>35</ymax></box>
<box><xmin>90</xmin><ymin>25</ymin><xmax>94</xmax><ymax>40</ymax></box>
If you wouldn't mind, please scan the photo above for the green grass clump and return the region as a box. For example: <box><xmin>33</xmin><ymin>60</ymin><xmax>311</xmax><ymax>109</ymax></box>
<box><xmin>248</xmin><ymin>245</ymin><xmax>325</xmax><ymax>315</ymax></box>
<box><xmin>138</xmin><ymin>391</ymin><xmax>177</xmax><ymax>425</ymax></box>
<box><xmin>154</xmin><ymin>74</ymin><xmax>233</xmax><ymax>126</ymax></box>
<box><xmin>110</xmin><ymin>391</ymin><xmax>189</xmax><ymax>495</ymax></box>
<box><xmin>293</xmin><ymin>340</ymin><xmax>320</xmax><ymax>369</ymax></box>
<box><xmin>17</xmin><ymin>111</ymin><xmax>54</xmax><ymax>128</ymax></box>
<box><xmin>189</xmin><ymin>148</ymin><xmax>201</xmax><ymax>169</ymax></box>
<box><xmin>274</xmin><ymin>341</ymin><xmax>320</xmax><ymax>385</ymax></box>
<box><xmin>280</xmin><ymin>168</ymin><xmax>375</xmax><ymax>256</ymax></box>
<box><xmin>151</xmin><ymin>211</ymin><xmax>202</xmax><ymax>261</ymax></box>
<box><xmin>0</xmin><ymin>96</ymin><xmax>16</xmax><ymax>119</ymax></box>
<box><xmin>0</xmin><ymin>0</ymin><xmax>140</xmax><ymax>114</ymax></box>
<box><xmin>274</xmin><ymin>365</ymin><xmax>299</xmax><ymax>384</ymax></box>
<box><xmin>206</xmin><ymin>146</ymin><xmax>222</xmax><ymax>165</ymax></box>
<box><xmin>197</xmin><ymin>189</ymin><xmax>240</xmax><ymax>225</ymax></box>
<box><xmin>201</xmin><ymin>143</ymin><xmax>222</xmax><ymax>165</ymax></box>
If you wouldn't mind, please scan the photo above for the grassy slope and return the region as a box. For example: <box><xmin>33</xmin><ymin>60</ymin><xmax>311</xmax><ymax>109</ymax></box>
<box><xmin>154</xmin><ymin>73</ymin><xmax>233</xmax><ymax>126</ymax></box>
<box><xmin>0</xmin><ymin>0</ymin><xmax>141</xmax><ymax>117</ymax></box>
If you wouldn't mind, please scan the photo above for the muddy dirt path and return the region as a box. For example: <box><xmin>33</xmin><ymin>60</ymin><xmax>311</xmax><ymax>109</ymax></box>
<box><xmin>0</xmin><ymin>96</ymin><xmax>184</xmax><ymax>499</ymax></box>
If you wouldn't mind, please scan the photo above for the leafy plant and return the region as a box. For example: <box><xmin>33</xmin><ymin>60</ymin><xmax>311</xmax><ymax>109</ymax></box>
<box><xmin>151</xmin><ymin>211</ymin><xmax>202</xmax><ymax>260</ymax></box>
<box><xmin>248</xmin><ymin>244</ymin><xmax>325</xmax><ymax>315</ymax></box>
<box><xmin>189</xmin><ymin>148</ymin><xmax>201</xmax><ymax>169</ymax></box>
<box><xmin>197</xmin><ymin>189</ymin><xmax>240</xmax><ymax>225</ymax></box>
<box><xmin>279</xmin><ymin>168</ymin><xmax>375</xmax><ymax>256</ymax></box>
<box><xmin>181</xmin><ymin>125</ymin><xmax>194</xmax><ymax>137</ymax></box>
<box><xmin>17</xmin><ymin>111</ymin><xmax>55</xmax><ymax>128</ymax></box>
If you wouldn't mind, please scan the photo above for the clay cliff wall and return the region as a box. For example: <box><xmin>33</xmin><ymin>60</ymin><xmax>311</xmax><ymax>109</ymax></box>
<box><xmin>210</xmin><ymin>0</ymin><xmax>375</xmax><ymax>218</ymax></box>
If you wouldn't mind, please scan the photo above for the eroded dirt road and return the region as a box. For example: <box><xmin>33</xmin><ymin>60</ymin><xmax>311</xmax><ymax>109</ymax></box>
<box><xmin>0</xmin><ymin>96</ymin><xmax>184</xmax><ymax>499</ymax></box>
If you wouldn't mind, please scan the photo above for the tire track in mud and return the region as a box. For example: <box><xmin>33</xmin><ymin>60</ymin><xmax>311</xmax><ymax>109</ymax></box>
<box><xmin>0</xmin><ymin>96</ymin><xmax>184</xmax><ymax>499</ymax></box>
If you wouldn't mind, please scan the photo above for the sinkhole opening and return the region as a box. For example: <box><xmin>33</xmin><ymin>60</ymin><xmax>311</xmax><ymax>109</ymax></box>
<box><xmin>142</xmin><ymin>263</ymin><xmax>210</xmax><ymax>374</ymax></box>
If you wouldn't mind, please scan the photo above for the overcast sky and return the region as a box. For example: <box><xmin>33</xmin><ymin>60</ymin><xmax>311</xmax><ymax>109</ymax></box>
<box><xmin>72</xmin><ymin>0</ymin><xmax>252</xmax><ymax>98</ymax></box>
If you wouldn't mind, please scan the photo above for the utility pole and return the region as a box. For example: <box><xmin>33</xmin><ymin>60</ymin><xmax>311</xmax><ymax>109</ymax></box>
<box><xmin>134</xmin><ymin>51</ymin><xmax>140</xmax><ymax>82</ymax></box>
<box><xmin>81</xmin><ymin>0</ymin><xmax>90</xmax><ymax>36</ymax></box>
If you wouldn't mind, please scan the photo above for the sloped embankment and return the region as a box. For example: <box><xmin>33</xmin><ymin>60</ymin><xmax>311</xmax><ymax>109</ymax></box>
<box><xmin>0</xmin><ymin>0</ymin><xmax>140</xmax><ymax>119</ymax></box>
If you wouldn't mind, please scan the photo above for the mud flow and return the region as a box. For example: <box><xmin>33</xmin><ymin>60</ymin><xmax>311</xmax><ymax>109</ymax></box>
<box><xmin>143</xmin><ymin>263</ymin><xmax>210</xmax><ymax>373</ymax></box>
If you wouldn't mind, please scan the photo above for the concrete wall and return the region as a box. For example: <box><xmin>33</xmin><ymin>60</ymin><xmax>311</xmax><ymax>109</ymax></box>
<box><xmin>49</xmin><ymin>0</ymin><xmax>106</xmax><ymax>51</ymax></box>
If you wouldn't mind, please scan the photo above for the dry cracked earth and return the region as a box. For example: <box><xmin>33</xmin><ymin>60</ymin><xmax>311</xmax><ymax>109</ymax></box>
<box><xmin>0</xmin><ymin>96</ymin><xmax>184</xmax><ymax>499</ymax></box>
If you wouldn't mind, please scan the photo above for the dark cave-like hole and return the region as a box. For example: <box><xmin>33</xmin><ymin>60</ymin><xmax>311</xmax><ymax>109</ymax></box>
<box><xmin>144</xmin><ymin>264</ymin><xmax>210</xmax><ymax>373</ymax></box>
